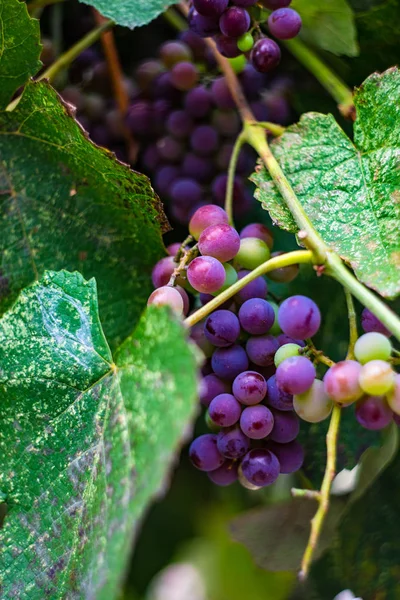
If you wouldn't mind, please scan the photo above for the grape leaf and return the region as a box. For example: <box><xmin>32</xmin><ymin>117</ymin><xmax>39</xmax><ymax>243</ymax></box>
<box><xmin>80</xmin><ymin>0</ymin><xmax>178</xmax><ymax>28</ymax></box>
<box><xmin>291</xmin><ymin>0</ymin><xmax>359</xmax><ymax>57</ymax></box>
<box><xmin>252</xmin><ymin>67</ymin><xmax>400</xmax><ymax>299</ymax></box>
<box><xmin>0</xmin><ymin>81</ymin><xmax>168</xmax><ymax>349</ymax></box>
<box><xmin>0</xmin><ymin>0</ymin><xmax>42</xmax><ymax>108</ymax></box>
<box><xmin>0</xmin><ymin>270</ymin><xmax>199</xmax><ymax>599</ymax></box>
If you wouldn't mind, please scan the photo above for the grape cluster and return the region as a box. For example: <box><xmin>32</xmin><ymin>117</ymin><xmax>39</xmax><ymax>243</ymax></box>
<box><xmin>189</xmin><ymin>0</ymin><xmax>302</xmax><ymax>73</ymax></box>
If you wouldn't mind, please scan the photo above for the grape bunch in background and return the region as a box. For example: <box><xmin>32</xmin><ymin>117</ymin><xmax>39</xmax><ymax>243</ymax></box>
<box><xmin>189</xmin><ymin>0</ymin><xmax>302</xmax><ymax>73</ymax></box>
<box><xmin>148</xmin><ymin>204</ymin><xmax>399</xmax><ymax>490</ymax></box>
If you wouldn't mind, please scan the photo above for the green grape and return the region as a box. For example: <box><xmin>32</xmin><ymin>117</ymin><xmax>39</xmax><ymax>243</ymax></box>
<box><xmin>236</xmin><ymin>237</ymin><xmax>271</xmax><ymax>270</ymax></box>
<box><xmin>359</xmin><ymin>360</ymin><xmax>395</xmax><ymax>396</ymax></box>
<box><xmin>293</xmin><ymin>379</ymin><xmax>333</xmax><ymax>423</ymax></box>
<box><xmin>269</xmin><ymin>301</ymin><xmax>282</xmax><ymax>335</ymax></box>
<box><xmin>274</xmin><ymin>343</ymin><xmax>301</xmax><ymax>367</ymax></box>
<box><xmin>227</xmin><ymin>54</ymin><xmax>247</xmax><ymax>74</ymax></box>
<box><xmin>354</xmin><ymin>332</ymin><xmax>392</xmax><ymax>364</ymax></box>
<box><xmin>237</xmin><ymin>32</ymin><xmax>254</xmax><ymax>53</ymax></box>
<box><xmin>212</xmin><ymin>263</ymin><xmax>238</xmax><ymax>295</ymax></box>
<box><xmin>387</xmin><ymin>374</ymin><xmax>400</xmax><ymax>415</ymax></box>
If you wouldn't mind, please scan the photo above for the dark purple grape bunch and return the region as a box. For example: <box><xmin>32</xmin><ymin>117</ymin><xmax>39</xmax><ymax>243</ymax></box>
<box><xmin>189</xmin><ymin>0</ymin><xmax>302</xmax><ymax>73</ymax></box>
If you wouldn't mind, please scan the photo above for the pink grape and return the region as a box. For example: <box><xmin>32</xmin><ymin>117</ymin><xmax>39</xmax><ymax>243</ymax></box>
<box><xmin>323</xmin><ymin>360</ymin><xmax>363</xmax><ymax>405</ymax></box>
<box><xmin>187</xmin><ymin>256</ymin><xmax>226</xmax><ymax>293</ymax></box>
<box><xmin>189</xmin><ymin>204</ymin><xmax>229</xmax><ymax>240</ymax></box>
<box><xmin>147</xmin><ymin>286</ymin><xmax>184</xmax><ymax>315</ymax></box>
<box><xmin>198</xmin><ymin>223</ymin><xmax>240</xmax><ymax>262</ymax></box>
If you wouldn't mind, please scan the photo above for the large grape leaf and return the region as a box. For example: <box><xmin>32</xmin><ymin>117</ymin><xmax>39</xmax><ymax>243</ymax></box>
<box><xmin>291</xmin><ymin>0</ymin><xmax>358</xmax><ymax>56</ymax></box>
<box><xmin>0</xmin><ymin>0</ymin><xmax>42</xmax><ymax>108</ymax></box>
<box><xmin>0</xmin><ymin>270</ymin><xmax>199</xmax><ymax>599</ymax></box>
<box><xmin>0</xmin><ymin>81</ymin><xmax>168</xmax><ymax>349</ymax></box>
<box><xmin>252</xmin><ymin>68</ymin><xmax>400</xmax><ymax>299</ymax></box>
<box><xmin>80</xmin><ymin>0</ymin><xmax>178</xmax><ymax>28</ymax></box>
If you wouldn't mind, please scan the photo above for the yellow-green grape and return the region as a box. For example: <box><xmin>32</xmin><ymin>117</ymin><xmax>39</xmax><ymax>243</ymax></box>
<box><xmin>354</xmin><ymin>332</ymin><xmax>392</xmax><ymax>364</ymax></box>
<box><xmin>236</xmin><ymin>237</ymin><xmax>271</xmax><ymax>270</ymax></box>
<box><xmin>274</xmin><ymin>343</ymin><xmax>301</xmax><ymax>367</ymax></box>
<box><xmin>387</xmin><ymin>374</ymin><xmax>400</xmax><ymax>415</ymax></box>
<box><xmin>359</xmin><ymin>360</ymin><xmax>395</xmax><ymax>396</ymax></box>
<box><xmin>269</xmin><ymin>301</ymin><xmax>282</xmax><ymax>335</ymax></box>
<box><xmin>228</xmin><ymin>54</ymin><xmax>247</xmax><ymax>74</ymax></box>
<box><xmin>212</xmin><ymin>263</ymin><xmax>238</xmax><ymax>295</ymax></box>
<box><xmin>293</xmin><ymin>379</ymin><xmax>333</xmax><ymax>423</ymax></box>
<box><xmin>237</xmin><ymin>32</ymin><xmax>254</xmax><ymax>53</ymax></box>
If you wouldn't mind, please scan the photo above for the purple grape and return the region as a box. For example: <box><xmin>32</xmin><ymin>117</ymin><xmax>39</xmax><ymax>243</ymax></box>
<box><xmin>217</xmin><ymin>426</ymin><xmax>250</xmax><ymax>458</ymax></box>
<box><xmin>232</xmin><ymin>370</ymin><xmax>268</xmax><ymax>405</ymax></box>
<box><xmin>185</xmin><ymin>85</ymin><xmax>213</xmax><ymax>118</ymax></box>
<box><xmin>235</xmin><ymin>270</ymin><xmax>268</xmax><ymax>304</ymax></box>
<box><xmin>239</xmin><ymin>65</ymin><xmax>265</xmax><ymax>100</ymax></box>
<box><xmin>240</xmin><ymin>448</ymin><xmax>280</xmax><ymax>487</ymax></box>
<box><xmin>176</xmin><ymin>286</ymin><xmax>190</xmax><ymax>316</ymax></box>
<box><xmin>90</xmin><ymin>125</ymin><xmax>110</xmax><ymax>147</ymax></box>
<box><xmin>209</xmin><ymin>393</ymin><xmax>242</xmax><ymax>426</ymax></box>
<box><xmin>265</xmin><ymin>93</ymin><xmax>290</xmax><ymax>124</ymax></box>
<box><xmin>212</xmin><ymin>344</ymin><xmax>249</xmax><ymax>381</ymax></box>
<box><xmin>240</xmin><ymin>405</ymin><xmax>274</xmax><ymax>439</ymax></box>
<box><xmin>191</xmin><ymin>125</ymin><xmax>219</xmax><ymax>155</ymax></box>
<box><xmin>250</xmin><ymin>38</ymin><xmax>281</xmax><ymax>73</ymax></box>
<box><xmin>142</xmin><ymin>144</ymin><xmax>161</xmax><ymax>172</ymax></box>
<box><xmin>204</xmin><ymin>310</ymin><xmax>241</xmax><ymax>347</ymax></box>
<box><xmin>250</xmin><ymin>100</ymin><xmax>270</xmax><ymax>122</ymax></box>
<box><xmin>187</xmin><ymin>256</ymin><xmax>226</xmax><ymax>293</ymax></box>
<box><xmin>268</xmin><ymin>408</ymin><xmax>299</xmax><ymax>443</ymax></box>
<box><xmin>277</xmin><ymin>334</ymin><xmax>305</xmax><ymax>348</ymax></box>
<box><xmin>170</xmin><ymin>178</ymin><xmax>203</xmax><ymax>207</ymax></box>
<box><xmin>157</xmin><ymin>136</ymin><xmax>184</xmax><ymax>162</ymax></box>
<box><xmin>239</xmin><ymin>298</ymin><xmax>275</xmax><ymax>335</ymax></box>
<box><xmin>167</xmin><ymin>243</ymin><xmax>181</xmax><ymax>257</ymax></box>
<box><xmin>171</xmin><ymin>61</ymin><xmax>199</xmax><ymax>91</ymax></box>
<box><xmin>231</xmin><ymin>0</ymin><xmax>258</xmax><ymax>5</ymax></box>
<box><xmin>394</xmin><ymin>413</ymin><xmax>400</xmax><ymax>427</ymax></box>
<box><xmin>135</xmin><ymin>60</ymin><xmax>164</xmax><ymax>91</ymax></box>
<box><xmin>246</xmin><ymin>335</ymin><xmax>280</xmax><ymax>367</ymax></box>
<box><xmin>126</xmin><ymin>101</ymin><xmax>153</xmax><ymax>136</ymax></box>
<box><xmin>208</xmin><ymin>460</ymin><xmax>238</xmax><ymax>486</ymax></box>
<box><xmin>154</xmin><ymin>72</ymin><xmax>182</xmax><ymax>103</ymax></box>
<box><xmin>189</xmin><ymin>204</ymin><xmax>229</xmax><ymax>239</ymax></box>
<box><xmin>266</xmin><ymin>374</ymin><xmax>293</xmax><ymax>411</ymax></box>
<box><xmin>268</xmin><ymin>8</ymin><xmax>302</xmax><ymax>40</ymax></box>
<box><xmin>266</xmin><ymin>440</ymin><xmax>304</xmax><ymax>474</ymax></box>
<box><xmin>152</xmin><ymin>99</ymin><xmax>172</xmax><ymax>134</ymax></box>
<box><xmin>159</xmin><ymin>41</ymin><xmax>193</xmax><ymax>67</ymax></box>
<box><xmin>189</xmin><ymin>434</ymin><xmax>224</xmax><ymax>471</ymax></box>
<box><xmin>261</xmin><ymin>0</ymin><xmax>292</xmax><ymax>7</ymax></box>
<box><xmin>166</xmin><ymin>110</ymin><xmax>194</xmax><ymax>138</ymax></box>
<box><xmin>219</xmin><ymin>7</ymin><xmax>251</xmax><ymax>38</ymax></box>
<box><xmin>211</xmin><ymin>174</ymin><xmax>244</xmax><ymax>205</ymax></box>
<box><xmin>361</xmin><ymin>308</ymin><xmax>392</xmax><ymax>337</ymax></box>
<box><xmin>356</xmin><ymin>396</ymin><xmax>393</xmax><ymax>431</ymax></box>
<box><xmin>152</xmin><ymin>256</ymin><xmax>176</xmax><ymax>288</ymax></box>
<box><xmin>189</xmin><ymin>8</ymin><xmax>220</xmax><ymax>37</ymax></box>
<box><xmin>179</xmin><ymin>30</ymin><xmax>207</xmax><ymax>60</ymax></box>
<box><xmin>212</xmin><ymin>113</ymin><xmax>241</xmax><ymax>137</ymax></box>
<box><xmin>199</xmin><ymin>224</ymin><xmax>240</xmax><ymax>262</ymax></box>
<box><xmin>202</xmin><ymin>359</ymin><xmax>214</xmax><ymax>377</ymax></box>
<box><xmin>278</xmin><ymin>295</ymin><xmax>321</xmax><ymax>339</ymax></box>
<box><xmin>323</xmin><ymin>361</ymin><xmax>363</xmax><ymax>406</ymax></box>
<box><xmin>147</xmin><ymin>286</ymin><xmax>184</xmax><ymax>315</ymax></box>
<box><xmin>211</xmin><ymin>77</ymin><xmax>236</xmax><ymax>110</ymax></box>
<box><xmin>154</xmin><ymin>165</ymin><xmax>180</xmax><ymax>196</ymax></box>
<box><xmin>199</xmin><ymin>373</ymin><xmax>230</xmax><ymax>407</ymax></box>
<box><xmin>215</xmin><ymin>34</ymin><xmax>243</xmax><ymax>58</ymax></box>
<box><xmin>276</xmin><ymin>356</ymin><xmax>316</xmax><ymax>395</ymax></box>
<box><xmin>268</xmin><ymin>251</ymin><xmax>299</xmax><ymax>283</ymax></box>
<box><xmin>190</xmin><ymin>322</ymin><xmax>214</xmax><ymax>358</ymax></box>
<box><xmin>193</xmin><ymin>0</ymin><xmax>229</xmax><ymax>16</ymax></box>
<box><xmin>182</xmin><ymin>153</ymin><xmax>214</xmax><ymax>183</ymax></box>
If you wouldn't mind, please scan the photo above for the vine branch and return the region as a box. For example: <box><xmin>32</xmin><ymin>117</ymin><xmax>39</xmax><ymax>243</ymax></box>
<box><xmin>225</xmin><ymin>130</ymin><xmax>247</xmax><ymax>225</ymax></box>
<box><xmin>345</xmin><ymin>289</ymin><xmax>358</xmax><ymax>359</ymax></box>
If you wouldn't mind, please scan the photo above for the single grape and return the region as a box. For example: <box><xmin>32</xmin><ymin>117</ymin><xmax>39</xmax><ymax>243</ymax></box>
<box><xmin>212</xmin><ymin>344</ymin><xmax>249</xmax><ymax>381</ymax></box>
<box><xmin>212</xmin><ymin>173</ymin><xmax>245</xmax><ymax>205</ymax></box>
<box><xmin>187</xmin><ymin>256</ymin><xmax>226</xmax><ymax>293</ymax></box>
<box><xmin>193</xmin><ymin>0</ymin><xmax>229</xmax><ymax>17</ymax></box>
<box><xmin>229</xmin><ymin>54</ymin><xmax>247</xmax><ymax>74</ymax></box>
<box><xmin>198</xmin><ymin>223</ymin><xmax>240</xmax><ymax>262</ymax></box>
<box><xmin>204</xmin><ymin>310</ymin><xmax>241</xmax><ymax>347</ymax></box>
<box><xmin>154</xmin><ymin>165</ymin><xmax>179</xmax><ymax>197</ymax></box>
<box><xmin>237</xmin><ymin>32</ymin><xmax>255</xmax><ymax>52</ymax></box>
<box><xmin>274</xmin><ymin>343</ymin><xmax>301</xmax><ymax>367</ymax></box>
<box><xmin>268</xmin><ymin>408</ymin><xmax>299</xmax><ymax>443</ymax></box>
<box><xmin>190</xmin><ymin>322</ymin><xmax>214</xmax><ymax>358</ymax></box>
<box><xmin>276</xmin><ymin>356</ymin><xmax>316</xmax><ymax>395</ymax></box>
<box><xmin>232</xmin><ymin>370</ymin><xmax>268</xmax><ymax>405</ymax></box>
<box><xmin>159</xmin><ymin>41</ymin><xmax>193</xmax><ymax>67</ymax></box>
<box><xmin>361</xmin><ymin>308</ymin><xmax>392</xmax><ymax>337</ymax></box>
<box><xmin>240</xmin><ymin>405</ymin><xmax>274</xmax><ymax>439</ymax></box>
<box><xmin>236</xmin><ymin>237</ymin><xmax>271</xmax><ymax>270</ymax></box>
<box><xmin>171</xmin><ymin>61</ymin><xmax>199</xmax><ymax>91</ymax></box>
<box><xmin>240</xmin><ymin>223</ymin><xmax>273</xmax><ymax>250</ymax></box>
<box><xmin>294</xmin><ymin>379</ymin><xmax>333</xmax><ymax>423</ymax></box>
<box><xmin>355</xmin><ymin>396</ymin><xmax>393</xmax><ymax>431</ymax></box>
<box><xmin>208</xmin><ymin>460</ymin><xmax>238</xmax><ymax>486</ymax></box>
<box><xmin>278</xmin><ymin>295</ymin><xmax>321</xmax><ymax>339</ymax></box>
<box><xmin>215</xmin><ymin>34</ymin><xmax>243</xmax><ymax>58</ymax></box>
<box><xmin>235</xmin><ymin>270</ymin><xmax>268</xmax><ymax>304</ymax></box>
<box><xmin>126</xmin><ymin>101</ymin><xmax>153</xmax><ymax>136</ymax></box>
<box><xmin>209</xmin><ymin>393</ymin><xmax>242</xmax><ymax>426</ymax></box>
<box><xmin>212</xmin><ymin>113</ymin><xmax>241</xmax><ymax>138</ymax></box>
<box><xmin>212</xmin><ymin>263</ymin><xmax>238</xmax><ymax>295</ymax></box>
<box><xmin>268</xmin><ymin>301</ymin><xmax>282</xmax><ymax>335</ymax></box>
<box><xmin>268</xmin><ymin>8</ymin><xmax>302</xmax><ymax>40</ymax></box>
<box><xmin>176</xmin><ymin>286</ymin><xmax>190</xmax><ymax>316</ymax></box>
<box><xmin>199</xmin><ymin>373</ymin><xmax>231</xmax><ymax>407</ymax></box>
<box><xmin>167</xmin><ymin>243</ymin><xmax>181</xmax><ymax>257</ymax></box>
<box><xmin>359</xmin><ymin>360</ymin><xmax>395</xmax><ymax>396</ymax></box>
<box><xmin>250</xmin><ymin>100</ymin><xmax>269</xmax><ymax>122</ymax></box>
<box><xmin>156</xmin><ymin>136</ymin><xmax>184</xmax><ymax>163</ymax></box>
<box><xmin>277</xmin><ymin>334</ymin><xmax>305</xmax><ymax>347</ymax></box>
<box><xmin>217</xmin><ymin>426</ymin><xmax>250</xmax><ymax>458</ymax></box>
<box><xmin>219</xmin><ymin>7</ymin><xmax>251</xmax><ymax>38</ymax></box>
<box><xmin>135</xmin><ymin>60</ymin><xmax>164</xmax><ymax>91</ymax></box>
<box><xmin>191</xmin><ymin>125</ymin><xmax>219</xmax><ymax>156</ymax></box>
<box><xmin>182</xmin><ymin>153</ymin><xmax>214</xmax><ymax>184</ymax></box>
<box><xmin>170</xmin><ymin>178</ymin><xmax>203</xmax><ymax>207</ymax></box>
<box><xmin>189</xmin><ymin>434</ymin><xmax>224</xmax><ymax>471</ymax></box>
<box><xmin>152</xmin><ymin>256</ymin><xmax>176</xmax><ymax>288</ymax></box>
<box><xmin>211</xmin><ymin>77</ymin><xmax>236</xmax><ymax>110</ymax></box>
<box><xmin>240</xmin><ymin>448</ymin><xmax>280</xmax><ymax>487</ymax></box>
<box><xmin>387</xmin><ymin>374</ymin><xmax>400</xmax><ymax>415</ymax></box>
<box><xmin>166</xmin><ymin>110</ymin><xmax>194</xmax><ymax>138</ymax></box>
<box><xmin>246</xmin><ymin>334</ymin><xmax>280</xmax><ymax>367</ymax></box>
<box><xmin>147</xmin><ymin>286</ymin><xmax>184</xmax><ymax>315</ymax></box>
<box><xmin>185</xmin><ymin>85</ymin><xmax>213</xmax><ymax>118</ymax></box>
<box><xmin>268</xmin><ymin>252</ymin><xmax>299</xmax><ymax>283</ymax></box>
<box><xmin>354</xmin><ymin>332</ymin><xmax>392</xmax><ymax>364</ymax></box>
<box><xmin>189</xmin><ymin>204</ymin><xmax>229</xmax><ymax>240</ymax></box>
<box><xmin>239</xmin><ymin>64</ymin><xmax>265</xmax><ymax>100</ymax></box>
<box><xmin>266</xmin><ymin>440</ymin><xmax>304</xmax><ymax>474</ymax></box>
<box><xmin>238</xmin><ymin>298</ymin><xmax>275</xmax><ymax>335</ymax></box>
<box><xmin>323</xmin><ymin>360</ymin><xmax>363</xmax><ymax>405</ymax></box>
<box><xmin>179</xmin><ymin>30</ymin><xmax>207</xmax><ymax>60</ymax></box>
<box><xmin>188</xmin><ymin>9</ymin><xmax>221</xmax><ymax>37</ymax></box>
<box><xmin>266</xmin><ymin>374</ymin><xmax>293</xmax><ymax>411</ymax></box>
<box><xmin>142</xmin><ymin>144</ymin><xmax>161</xmax><ymax>172</ymax></box>
<box><xmin>250</xmin><ymin>38</ymin><xmax>281</xmax><ymax>73</ymax></box>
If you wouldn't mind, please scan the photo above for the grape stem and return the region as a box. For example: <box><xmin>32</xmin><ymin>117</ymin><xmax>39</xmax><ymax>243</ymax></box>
<box><xmin>184</xmin><ymin>250</ymin><xmax>313</xmax><ymax>328</ymax></box>
<box><xmin>225</xmin><ymin>130</ymin><xmax>247</xmax><ymax>226</ymax></box>
<box><xmin>305</xmin><ymin>339</ymin><xmax>335</xmax><ymax>368</ymax></box>
<box><xmin>28</xmin><ymin>0</ymin><xmax>65</xmax><ymax>15</ymax></box>
<box><xmin>291</xmin><ymin>488</ymin><xmax>321</xmax><ymax>500</ymax></box>
<box><xmin>299</xmin><ymin>405</ymin><xmax>341</xmax><ymax>580</ymax></box>
<box><xmin>169</xmin><ymin>241</ymin><xmax>199</xmax><ymax>287</ymax></box>
<box><xmin>254</xmin><ymin>121</ymin><xmax>286</xmax><ymax>137</ymax></box>
<box><xmin>344</xmin><ymin>289</ymin><xmax>358</xmax><ymax>359</ymax></box>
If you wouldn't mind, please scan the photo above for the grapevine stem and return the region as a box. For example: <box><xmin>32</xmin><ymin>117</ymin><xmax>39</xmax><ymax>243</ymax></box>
<box><xmin>305</xmin><ymin>339</ymin><xmax>335</xmax><ymax>368</ymax></box>
<box><xmin>164</xmin><ymin>6</ymin><xmax>187</xmax><ymax>31</ymax></box>
<box><xmin>299</xmin><ymin>404</ymin><xmax>342</xmax><ymax>580</ymax></box>
<box><xmin>344</xmin><ymin>289</ymin><xmax>358</xmax><ymax>359</ymax></box>
<box><xmin>225</xmin><ymin>130</ymin><xmax>247</xmax><ymax>225</ymax></box>
<box><xmin>28</xmin><ymin>0</ymin><xmax>65</xmax><ymax>15</ymax></box>
<box><xmin>291</xmin><ymin>488</ymin><xmax>321</xmax><ymax>500</ymax></box>
<box><xmin>184</xmin><ymin>250</ymin><xmax>313</xmax><ymax>327</ymax></box>
<box><xmin>254</xmin><ymin>121</ymin><xmax>286</xmax><ymax>137</ymax></box>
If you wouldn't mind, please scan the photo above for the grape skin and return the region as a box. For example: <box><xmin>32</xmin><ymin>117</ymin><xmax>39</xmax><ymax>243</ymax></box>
<box><xmin>276</xmin><ymin>355</ymin><xmax>316</xmax><ymax>395</ymax></box>
<box><xmin>323</xmin><ymin>360</ymin><xmax>363</xmax><ymax>405</ymax></box>
<box><xmin>359</xmin><ymin>360</ymin><xmax>395</xmax><ymax>396</ymax></box>
<box><xmin>354</xmin><ymin>332</ymin><xmax>392</xmax><ymax>364</ymax></box>
<box><xmin>189</xmin><ymin>434</ymin><xmax>224</xmax><ymax>471</ymax></box>
<box><xmin>240</xmin><ymin>448</ymin><xmax>280</xmax><ymax>487</ymax></box>
<box><xmin>294</xmin><ymin>379</ymin><xmax>333</xmax><ymax>423</ymax></box>
<box><xmin>355</xmin><ymin>396</ymin><xmax>393</xmax><ymax>431</ymax></box>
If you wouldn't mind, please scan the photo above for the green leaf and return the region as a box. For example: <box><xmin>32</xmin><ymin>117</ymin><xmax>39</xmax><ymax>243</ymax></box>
<box><xmin>0</xmin><ymin>81</ymin><xmax>168</xmax><ymax>349</ymax></box>
<box><xmin>0</xmin><ymin>270</ymin><xmax>199</xmax><ymax>599</ymax></box>
<box><xmin>80</xmin><ymin>0</ymin><xmax>178</xmax><ymax>28</ymax></box>
<box><xmin>0</xmin><ymin>0</ymin><xmax>42</xmax><ymax>108</ymax></box>
<box><xmin>252</xmin><ymin>67</ymin><xmax>400</xmax><ymax>299</ymax></box>
<box><xmin>291</xmin><ymin>0</ymin><xmax>359</xmax><ymax>56</ymax></box>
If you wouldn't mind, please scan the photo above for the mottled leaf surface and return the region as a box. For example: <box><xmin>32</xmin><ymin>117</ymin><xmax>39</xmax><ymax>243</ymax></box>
<box><xmin>0</xmin><ymin>0</ymin><xmax>42</xmax><ymax>108</ymax></box>
<box><xmin>252</xmin><ymin>68</ymin><xmax>400</xmax><ymax>298</ymax></box>
<box><xmin>80</xmin><ymin>0</ymin><xmax>178</xmax><ymax>28</ymax></box>
<box><xmin>291</xmin><ymin>0</ymin><xmax>358</xmax><ymax>56</ymax></box>
<box><xmin>0</xmin><ymin>271</ymin><xmax>199</xmax><ymax>599</ymax></box>
<box><xmin>0</xmin><ymin>81</ymin><xmax>167</xmax><ymax>348</ymax></box>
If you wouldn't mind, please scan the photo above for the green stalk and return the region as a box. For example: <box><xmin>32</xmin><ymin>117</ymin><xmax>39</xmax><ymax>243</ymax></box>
<box><xmin>225</xmin><ymin>130</ymin><xmax>247</xmax><ymax>226</ymax></box>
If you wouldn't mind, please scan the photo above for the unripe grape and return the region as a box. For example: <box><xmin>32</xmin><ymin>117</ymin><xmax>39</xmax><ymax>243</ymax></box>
<box><xmin>268</xmin><ymin>251</ymin><xmax>299</xmax><ymax>283</ymax></box>
<box><xmin>189</xmin><ymin>204</ymin><xmax>229</xmax><ymax>240</ymax></box>
<box><xmin>354</xmin><ymin>332</ymin><xmax>392</xmax><ymax>364</ymax></box>
<box><xmin>236</xmin><ymin>237</ymin><xmax>271</xmax><ymax>269</ymax></box>
<box><xmin>387</xmin><ymin>374</ymin><xmax>400</xmax><ymax>415</ymax></box>
<box><xmin>237</xmin><ymin>32</ymin><xmax>255</xmax><ymax>53</ymax></box>
<box><xmin>240</xmin><ymin>223</ymin><xmax>273</xmax><ymax>249</ymax></box>
<box><xmin>323</xmin><ymin>360</ymin><xmax>363</xmax><ymax>405</ymax></box>
<box><xmin>359</xmin><ymin>360</ymin><xmax>395</xmax><ymax>396</ymax></box>
<box><xmin>294</xmin><ymin>379</ymin><xmax>333</xmax><ymax>423</ymax></box>
<box><xmin>147</xmin><ymin>286</ymin><xmax>184</xmax><ymax>315</ymax></box>
<box><xmin>268</xmin><ymin>301</ymin><xmax>282</xmax><ymax>335</ymax></box>
<box><xmin>274</xmin><ymin>343</ymin><xmax>301</xmax><ymax>367</ymax></box>
<box><xmin>212</xmin><ymin>263</ymin><xmax>238</xmax><ymax>295</ymax></box>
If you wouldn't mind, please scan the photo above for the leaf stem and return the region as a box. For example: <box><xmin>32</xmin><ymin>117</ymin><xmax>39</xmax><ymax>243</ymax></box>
<box><xmin>291</xmin><ymin>488</ymin><xmax>321</xmax><ymax>500</ymax></box>
<box><xmin>184</xmin><ymin>250</ymin><xmax>313</xmax><ymax>327</ymax></box>
<box><xmin>225</xmin><ymin>130</ymin><xmax>247</xmax><ymax>225</ymax></box>
<box><xmin>28</xmin><ymin>0</ymin><xmax>64</xmax><ymax>12</ymax></box>
<box><xmin>299</xmin><ymin>404</ymin><xmax>342</xmax><ymax>580</ymax></box>
<box><xmin>164</xmin><ymin>6</ymin><xmax>187</xmax><ymax>31</ymax></box>
<box><xmin>254</xmin><ymin>121</ymin><xmax>286</xmax><ymax>137</ymax></box>
<box><xmin>344</xmin><ymin>289</ymin><xmax>358</xmax><ymax>359</ymax></box>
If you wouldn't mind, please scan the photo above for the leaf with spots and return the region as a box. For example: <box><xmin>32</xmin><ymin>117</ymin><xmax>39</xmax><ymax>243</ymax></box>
<box><xmin>252</xmin><ymin>67</ymin><xmax>400</xmax><ymax>299</ymax></box>
<box><xmin>79</xmin><ymin>0</ymin><xmax>178</xmax><ymax>28</ymax></box>
<box><xmin>0</xmin><ymin>270</ymin><xmax>199</xmax><ymax>599</ymax></box>
<box><xmin>0</xmin><ymin>81</ymin><xmax>168</xmax><ymax>349</ymax></box>
<box><xmin>0</xmin><ymin>0</ymin><xmax>42</xmax><ymax>108</ymax></box>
